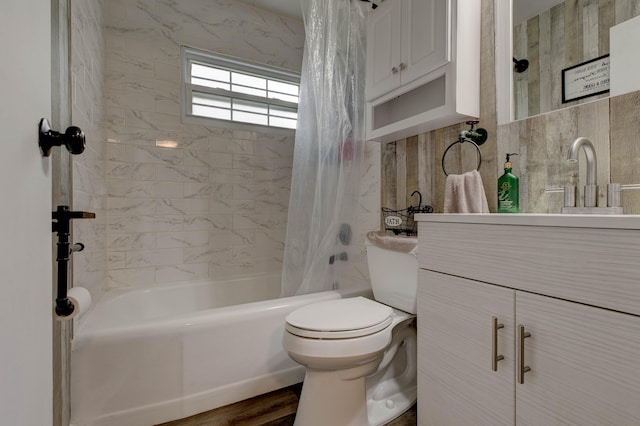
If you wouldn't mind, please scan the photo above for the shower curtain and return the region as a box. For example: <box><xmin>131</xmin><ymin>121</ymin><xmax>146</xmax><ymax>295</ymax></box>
<box><xmin>281</xmin><ymin>0</ymin><xmax>368</xmax><ymax>296</ymax></box>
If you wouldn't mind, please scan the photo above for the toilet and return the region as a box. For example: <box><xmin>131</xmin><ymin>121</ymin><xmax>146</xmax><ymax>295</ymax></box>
<box><xmin>282</xmin><ymin>233</ymin><xmax>418</xmax><ymax>426</ymax></box>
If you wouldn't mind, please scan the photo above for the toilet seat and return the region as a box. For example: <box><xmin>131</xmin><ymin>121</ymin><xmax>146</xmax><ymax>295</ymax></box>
<box><xmin>285</xmin><ymin>297</ymin><xmax>393</xmax><ymax>339</ymax></box>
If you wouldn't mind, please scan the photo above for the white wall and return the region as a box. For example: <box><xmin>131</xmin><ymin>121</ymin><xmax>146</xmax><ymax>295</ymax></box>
<box><xmin>0</xmin><ymin>0</ymin><xmax>53</xmax><ymax>424</ymax></box>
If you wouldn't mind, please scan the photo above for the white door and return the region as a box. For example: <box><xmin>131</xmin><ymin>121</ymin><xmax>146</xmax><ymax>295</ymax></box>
<box><xmin>0</xmin><ymin>0</ymin><xmax>53</xmax><ymax>424</ymax></box>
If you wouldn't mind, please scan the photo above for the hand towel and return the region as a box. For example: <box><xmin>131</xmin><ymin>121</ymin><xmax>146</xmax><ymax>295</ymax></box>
<box><xmin>443</xmin><ymin>170</ymin><xmax>490</xmax><ymax>213</ymax></box>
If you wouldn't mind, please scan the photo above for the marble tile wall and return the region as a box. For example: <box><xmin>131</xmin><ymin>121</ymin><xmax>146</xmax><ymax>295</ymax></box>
<box><xmin>71</xmin><ymin>0</ymin><xmax>108</xmax><ymax>300</ymax></box>
<box><xmin>104</xmin><ymin>0</ymin><xmax>305</xmax><ymax>287</ymax></box>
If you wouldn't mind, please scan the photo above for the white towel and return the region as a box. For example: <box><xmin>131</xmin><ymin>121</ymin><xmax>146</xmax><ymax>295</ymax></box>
<box><xmin>443</xmin><ymin>170</ymin><xmax>489</xmax><ymax>213</ymax></box>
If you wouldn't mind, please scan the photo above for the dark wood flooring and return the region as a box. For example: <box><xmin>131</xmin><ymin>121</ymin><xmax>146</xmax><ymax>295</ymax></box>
<box><xmin>158</xmin><ymin>383</ymin><xmax>417</xmax><ymax>426</ymax></box>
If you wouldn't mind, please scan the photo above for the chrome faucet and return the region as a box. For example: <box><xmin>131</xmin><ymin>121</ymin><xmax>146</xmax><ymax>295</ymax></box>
<box><xmin>562</xmin><ymin>137</ymin><xmax>623</xmax><ymax>214</ymax></box>
<box><xmin>566</xmin><ymin>137</ymin><xmax>598</xmax><ymax>207</ymax></box>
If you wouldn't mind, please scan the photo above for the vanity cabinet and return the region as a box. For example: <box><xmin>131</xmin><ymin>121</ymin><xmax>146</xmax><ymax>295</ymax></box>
<box><xmin>418</xmin><ymin>270</ymin><xmax>514</xmax><ymax>425</ymax></box>
<box><xmin>415</xmin><ymin>215</ymin><xmax>640</xmax><ymax>426</ymax></box>
<box><xmin>364</xmin><ymin>0</ymin><xmax>480</xmax><ymax>143</ymax></box>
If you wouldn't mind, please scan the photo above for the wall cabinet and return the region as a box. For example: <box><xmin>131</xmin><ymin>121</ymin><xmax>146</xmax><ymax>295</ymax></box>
<box><xmin>416</xmin><ymin>215</ymin><xmax>640</xmax><ymax>425</ymax></box>
<box><xmin>364</xmin><ymin>0</ymin><xmax>480</xmax><ymax>143</ymax></box>
<box><xmin>365</xmin><ymin>0</ymin><xmax>449</xmax><ymax>101</ymax></box>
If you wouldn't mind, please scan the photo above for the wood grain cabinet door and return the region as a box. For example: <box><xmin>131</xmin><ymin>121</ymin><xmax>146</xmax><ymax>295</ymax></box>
<box><xmin>418</xmin><ymin>270</ymin><xmax>515</xmax><ymax>426</ymax></box>
<box><xmin>515</xmin><ymin>291</ymin><xmax>640</xmax><ymax>426</ymax></box>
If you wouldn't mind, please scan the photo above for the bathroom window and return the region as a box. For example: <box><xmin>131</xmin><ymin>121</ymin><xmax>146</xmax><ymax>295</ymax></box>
<box><xmin>182</xmin><ymin>47</ymin><xmax>300</xmax><ymax>130</ymax></box>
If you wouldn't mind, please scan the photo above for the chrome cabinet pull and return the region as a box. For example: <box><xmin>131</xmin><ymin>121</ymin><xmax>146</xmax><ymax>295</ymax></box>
<box><xmin>399</xmin><ymin>62</ymin><xmax>406</xmax><ymax>70</ymax></box>
<box><xmin>518</xmin><ymin>325</ymin><xmax>531</xmax><ymax>384</ymax></box>
<box><xmin>491</xmin><ymin>316</ymin><xmax>504</xmax><ymax>371</ymax></box>
<box><xmin>391</xmin><ymin>66</ymin><xmax>398</xmax><ymax>74</ymax></box>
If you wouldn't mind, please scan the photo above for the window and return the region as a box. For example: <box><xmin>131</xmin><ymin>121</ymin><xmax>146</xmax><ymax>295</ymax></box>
<box><xmin>182</xmin><ymin>47</ymin><xmax>300</xmax><ymax>130</ymax></box>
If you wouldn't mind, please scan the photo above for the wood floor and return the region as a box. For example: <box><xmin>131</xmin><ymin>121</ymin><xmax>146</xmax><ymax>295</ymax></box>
<box><xmin>158</xmin><ymin>384</ymin><xmax>417</xmax><ymax>426</ymax></box>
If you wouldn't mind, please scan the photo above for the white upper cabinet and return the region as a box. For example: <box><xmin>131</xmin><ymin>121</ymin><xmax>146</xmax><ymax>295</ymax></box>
<box><xmin>365</xmin><ymin>1</ymin><xmax>401</xmax><ymax>100</ymax></box>
<box><xmin>365</xmin><ymin>0</ymin><xmax>479</xmax><ymax>143</ymax></box>
<box><xmin>365</xmin><ymin>0</ymin><xmax>449</xmax><ymax>101</ymax></box>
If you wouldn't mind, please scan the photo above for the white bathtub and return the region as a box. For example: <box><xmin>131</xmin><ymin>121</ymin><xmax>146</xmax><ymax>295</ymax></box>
<box><xmin>70</xmin><ymin>274</ymin><xmax>370</xmax><ymax>426</ymax></box>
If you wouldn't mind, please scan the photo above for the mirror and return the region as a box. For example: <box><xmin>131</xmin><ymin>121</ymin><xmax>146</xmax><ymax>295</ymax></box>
<box><xmin>496</xmin><ymin>0</ymin><xmax>640</xmax><ymax>124</ymax></box>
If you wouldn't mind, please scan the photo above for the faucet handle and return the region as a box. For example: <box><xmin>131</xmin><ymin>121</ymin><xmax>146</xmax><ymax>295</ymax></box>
<box><xmin>607</xmin><ymin>183</ymin><xmax>622</xmax><ymax>207</ymax></box>
<box><xmin>563</xmin><ymin>186</ymin><xmax>576</xmax><ymax>208</ymax></box>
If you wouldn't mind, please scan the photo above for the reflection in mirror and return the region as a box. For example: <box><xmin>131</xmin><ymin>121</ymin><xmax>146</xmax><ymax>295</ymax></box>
<box><xmin>512</xmin><ymin>0</ymin><xmax>640</xmax><ymax>120</ymax></box>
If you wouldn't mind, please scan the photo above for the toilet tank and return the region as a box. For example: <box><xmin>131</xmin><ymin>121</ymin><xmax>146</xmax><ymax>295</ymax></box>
<box><xmin>365</xmin><ymin>239</ymin><xmax>418</xmax><ymax>314</ymax></box>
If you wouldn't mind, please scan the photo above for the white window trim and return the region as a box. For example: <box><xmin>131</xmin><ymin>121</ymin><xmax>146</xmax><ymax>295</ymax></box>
<box><xmin>181</xmin><ymin>46</ymin><xmax>300</xmax><ymax>134</ymax></box>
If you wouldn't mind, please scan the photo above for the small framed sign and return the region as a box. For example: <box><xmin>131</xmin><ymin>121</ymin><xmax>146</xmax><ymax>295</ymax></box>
<box><xmin>562</xmin><ymin>54</ymin><xmax>610</xmax><ymax>103</ymax></box>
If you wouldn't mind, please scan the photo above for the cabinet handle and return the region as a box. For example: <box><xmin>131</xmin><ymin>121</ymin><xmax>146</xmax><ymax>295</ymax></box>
<box><xmin>518</xmin><ymin>325</ymin><xmax>531</xmax><ymax>384</ymax></box>
<box><xmin>391</xmin><ymin>66</ymin><xmax>398</xmax><ymax>74</ymax></box>
<box><xmin>399</xmin><ymin>62</ymin><xmax>406</xmax><ymax>70</ymax></box>
<box><xmin>491</xmin><ymin>316</ymin><xmax>504</xmax><ymax>371</ymax></box>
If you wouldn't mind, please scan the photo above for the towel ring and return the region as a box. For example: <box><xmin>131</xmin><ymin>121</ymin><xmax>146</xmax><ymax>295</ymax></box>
<box><xmin>442</xmin><ymin>138</ymin><xmax>482</xmax><ymax>176</ymax></box>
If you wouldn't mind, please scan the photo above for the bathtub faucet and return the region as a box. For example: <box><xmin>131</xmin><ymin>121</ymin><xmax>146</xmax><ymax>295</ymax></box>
<box><xmin>566</xmin><ymin>137</ymin><xmax>598</xmax><ymax>208</ymax></box>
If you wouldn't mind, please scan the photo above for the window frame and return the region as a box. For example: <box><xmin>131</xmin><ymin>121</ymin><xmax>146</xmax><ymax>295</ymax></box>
<box><xmin>181</xmin><ymin>46</ymin><xmax>300</xmax><ymax>133</ymax></box>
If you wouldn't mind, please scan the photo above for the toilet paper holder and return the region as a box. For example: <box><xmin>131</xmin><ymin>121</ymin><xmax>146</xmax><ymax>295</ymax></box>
<box><xmin>52</xmin><ymin>205</ymin><xmax>95</xmax><ymax>317</ymax></box>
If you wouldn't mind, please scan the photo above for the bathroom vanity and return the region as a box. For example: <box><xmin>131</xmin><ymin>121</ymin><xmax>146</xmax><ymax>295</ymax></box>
<box><xmin>415</xmin><ymin>214</ymin><xmax>640</xmax><ymax>425</ymax></box>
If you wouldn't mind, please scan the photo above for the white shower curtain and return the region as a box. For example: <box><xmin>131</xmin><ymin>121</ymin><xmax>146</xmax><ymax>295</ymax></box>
<box><xmin>281</xmin><ymin>0</ymin><xmax>368</xmax><ymax>296</ymax></box>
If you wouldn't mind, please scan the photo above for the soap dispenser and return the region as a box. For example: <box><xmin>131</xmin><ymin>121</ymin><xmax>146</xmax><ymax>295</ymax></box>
<box><xmin>498</xmin><ymin>153</ymin><xmax>519</xmax><ymax>213</ymax></box>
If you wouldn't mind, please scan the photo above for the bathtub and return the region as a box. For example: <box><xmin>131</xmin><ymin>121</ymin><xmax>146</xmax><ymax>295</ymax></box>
<box><xmin>70</xmin><ymin>274</ymin><xmax>371</xmax><ymax>426</ymax></box>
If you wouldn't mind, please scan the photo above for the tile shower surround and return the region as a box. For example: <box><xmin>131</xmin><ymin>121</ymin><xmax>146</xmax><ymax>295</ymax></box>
<box><xmin>103</xmin><ymin>0</ymin><xmax>304</xmax><ymax>288</ymax></box>
<box><xmin>106</xmin><ymin>130</ymin><xmax>296</xmax><ymax>286</ymax></box>
<box><xmin>72</xmin><ymin>0</ymin><xmax>380</xmax><ymax>293</ymax></box>
<box><xmin>71</xmin><ymin>0</ymin><xmax>108</xmax><ymax>297</ymax></box>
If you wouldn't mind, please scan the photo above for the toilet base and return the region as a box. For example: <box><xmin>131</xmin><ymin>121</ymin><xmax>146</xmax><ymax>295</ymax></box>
<box><xmin>366</xmin><ymin>322</ymin><xmax>417</xmax><ymax>426</ymax></box>
<box><xmin>294</xmin><ymin>359</ymin><xmax>382</xmax><ymax>426</ymax></box>
<box><xmin>367</xmin><ymin>384</ymin><xmax>417</xmax><ymax>426</ymax></box>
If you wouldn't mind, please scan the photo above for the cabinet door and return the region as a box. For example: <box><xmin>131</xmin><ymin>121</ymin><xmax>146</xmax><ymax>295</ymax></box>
<box><xmin>365</xmin><ymin>0</ymin><xmax>402</xmax><ymax>100</ymax></box>
<box><xmin>400</xmin><ymin>0</ymin><xmax>450</xmax><ymax>86</ymax></box>
<box><xmin>418</xmin><ymin>270</ymin><xmax>515</xmax><ymax>426</ymax></box>
<box><xmin>516</xmin><ymin>292</ymin><xmax>640</xmax><ymax>425</ymax></box>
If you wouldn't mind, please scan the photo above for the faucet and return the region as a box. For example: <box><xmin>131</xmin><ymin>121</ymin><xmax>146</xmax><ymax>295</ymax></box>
<box><xmin>566</xmin><ymin>137</ymin><xmax>598</xmax><ymax>207</ymax></box>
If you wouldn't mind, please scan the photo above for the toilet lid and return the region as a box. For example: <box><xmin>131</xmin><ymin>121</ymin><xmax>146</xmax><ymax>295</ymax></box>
<box><xmin>285</xmin><ymin>297</ymin><xmax>393</xmax><ymax>339</ymax></box>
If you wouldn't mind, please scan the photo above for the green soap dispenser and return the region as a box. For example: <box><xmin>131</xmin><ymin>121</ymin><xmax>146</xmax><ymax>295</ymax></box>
<box><xmin>498</xmin><ymin>153</ymin><xmax>519</xmax><ymax>213</ymax></box>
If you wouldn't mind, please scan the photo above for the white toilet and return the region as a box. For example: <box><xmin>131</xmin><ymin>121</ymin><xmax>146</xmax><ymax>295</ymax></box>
<box><xmin>282</xmin><ymin>234</ymin><xmax>418</xmax><ymax>426</ymax></box>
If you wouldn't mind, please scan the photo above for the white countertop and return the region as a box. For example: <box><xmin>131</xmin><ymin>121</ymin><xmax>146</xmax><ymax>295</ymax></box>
<box><xmin>414</xmin><ymin>213</ymin><xmax>640</xmax><ymax>229</ymax></box>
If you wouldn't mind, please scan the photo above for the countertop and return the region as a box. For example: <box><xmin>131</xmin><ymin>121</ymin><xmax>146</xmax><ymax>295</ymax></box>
<box><xmin>414</xmin><ymin>213</ymin><xmax>640</xmax><ymax>229</ymax></box>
